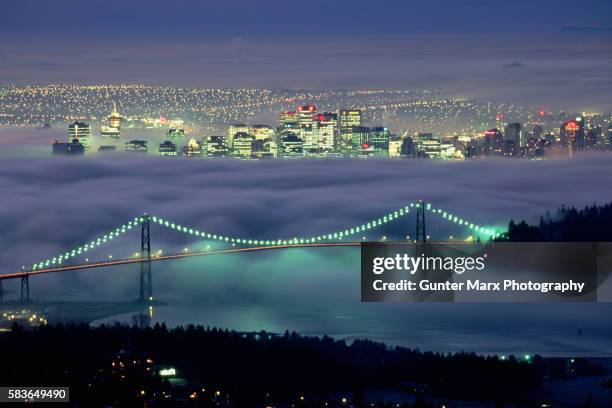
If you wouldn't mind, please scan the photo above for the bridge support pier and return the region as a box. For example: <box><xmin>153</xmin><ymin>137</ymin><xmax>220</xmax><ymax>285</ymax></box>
<box><xmin>20</xmin><ymin>275</ymin><xmax>29</xmax><ymax>304</ymax></box>
<box><xmin>0</xmin><ymin>279</ymin><xmax>3</xmax><ymax>304</ymax></box>
<box><xmin>139</xmin><ymin>214</ymin><xmax>152</xmax><ymax>303</ymax></box>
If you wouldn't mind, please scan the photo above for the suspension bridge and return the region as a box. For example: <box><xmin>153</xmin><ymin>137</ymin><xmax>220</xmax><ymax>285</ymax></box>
<box><xmin>0</xmin><ymin>201</ymin><xmax>501</xmax><ymax>304</ymax></box>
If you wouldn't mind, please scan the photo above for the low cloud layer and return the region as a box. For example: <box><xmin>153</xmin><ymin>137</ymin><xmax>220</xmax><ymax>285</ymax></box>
<box><xmin>1</xmin><ymin>131</ymin><xmax>612</xmax><ymax>354</ymax></box>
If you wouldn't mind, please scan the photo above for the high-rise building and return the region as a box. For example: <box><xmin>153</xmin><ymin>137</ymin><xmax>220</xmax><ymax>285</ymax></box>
<box><xmin>401</xmin><ymin>137</ymin><xmax>415</xmax><ymax>157</ymax></box>
<box><xmin>232</xmin><ymin>132</ymin><xmax>254</xmax><ymax>158</ymax></box>
<box><xmin>313</xmin><ymin>112</ymin><xmax>337</xmax><ymax>152</ymax></box>
<box><xmin>184</xmin><ymin>138</ymin><xmax>202</xmax><ymax>158</ymax></box>
<box><xmin>339</xmin><ymin>109</ymin><xmax>362</xmax><ymax>129</ymax></box>
<box><xmin>228</xmin><ymin>124</ymin><xmax>249</xmax><ymax>148</ymax></box>
<box><xmin>251</xmin><ymin>125</ymin><xmax>274</xmax><ymax>141</ymax></box>
<box><xmin>483</xmin><ymin>128</ymin><xmax>503</xmax><ymax>156</ymax></box>
<box><xmin>416</xmin><ymin>133</ymin><xmax>441</xmax><ymax>159</ymax></box>
<box><xmin>251</xmin><ymin>139</ymin><xmax>276</xmax><ymax>159</ymax></box>
<box><xmin>368</xmin><ymin>127</ymin><xmax>390</xmax><ymax>156</ymax></box>
<box><xmin>166</xmin><ymin>128</ymin><xmax>185</xmax><ymax>141</ymax></box>
<box><xmin>297</xmin><ymin>105</ymin><xmax>316</xmax><ymax>150</ymax></box>
<box><xmin>607</xmin><ymin>124</ymin><xmax>612</xmax><ymax>151</ymax></box>
<box><xmin>350</xmin><ymin>126</ymin><xmax>371</xmax><ymax>155</ymax></box>
<box><xmin>338</xmin><ymin>109</ymin><xmax>362</xmax><ymax>152</ymax></box>
<box><xmin>388</xmin><ymin>135</ymin><xmax>402</xmax><ymax>158</ymax></box>
<box><xmin>504</xmin><ymin>123</ymin><xmax>522</xmax><ymax>147</ymax></box>
<box><xmin>125</xmin><ymin>140</ymin><xmax>148</xmax><ymax>153</ymax></box>
<box><xmin>68</xmin><ymin>121</ymin><xmax>91</xmax><ymax>152</ymax></box>
<box><xmin>158</xmin><ymin>141</ymin><xmax>177</xmax><ymax>156</ymax></box>
<box><xmin>279</xmin><ymin>133</ymin><xmax>304</xmax><ymax>158</ymax></box>
<box><xmin>53</xmin><ymin>139</ymin><xmax>85</xmax><ymax>155</ymax></box>
<box><xmin>204</xmin><ymin>136</ymin><xmax>229</xmax><ymax>157</ymax></box>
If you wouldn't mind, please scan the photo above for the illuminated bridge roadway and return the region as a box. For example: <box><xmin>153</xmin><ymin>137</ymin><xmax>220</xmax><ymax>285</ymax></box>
<box><xmin>0</xmin><ymin>201</ymin><xmax>501</xmax><ymax>303</ymax></box>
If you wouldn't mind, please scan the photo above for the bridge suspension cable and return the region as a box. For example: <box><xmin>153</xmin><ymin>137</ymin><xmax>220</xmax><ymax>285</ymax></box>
<box><xmin>29</xmin><ymin>201</ymin><xmax>500</xmax><ymax>271</ymax></box>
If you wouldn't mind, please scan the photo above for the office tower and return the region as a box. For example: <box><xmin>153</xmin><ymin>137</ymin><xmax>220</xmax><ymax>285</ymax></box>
<box><xmin>416</xmin><ymin>133</ymin><xmax>441</xmax><ymax>159</ymax></box>
<box><xmin>313</xmin><ymin>112</ymin><xmax>337</xmax><ymax>152</ymax></box>
<box><xmin>228</xmin><ymin>124</ymin><xmax>249</xmax><ymax>148</ymax></box>
<box><xmin>251</xmin><ymin>124</ymin><xmax>274</xmax><ymax>141</ymax></box>
<box><xmin>339</xmin><ymin>109</ymin><xmax>362</xmax><ymax>129</ymax></box>
<box><xmin>279</xmin><ymin>111</ymin><xmax>300</xmax><ymax>133</ymax></box>
<box><xmin>125</xmin><ymin>140</ymin><xmax>148</xmax><ymax>153</ymax></box>
<box><xmin>204</xmin><ymin>135</ymin><xmax>229</xmax><ymax>157</ymax></box>
<box><xmin>350</xmin><ymin>126</ymin><xmax>371</xmax><ymax>155</ymax></box>
<box><xmin>504</xmin><ymin>123</ymin><xmax>522</xmax><ymax>147</ymax></box>
<box><xmin>338</xmin><ymin>109</ymin><xmax>362</xmax><ymax>152</ymax></box>
<box><xmin>232</xmin><ymin>132</ymin><xmax>254</xmax><ymax>158</ymax></box>
<box><xmin>166</xmin><ymin>128</ymin><xmax>185</xmax><ymax>141</ymax></box>
<box><xmin>251</xmin><ymin>139</ymin><xmax>276</xmax><ymax>159</ymax></box>
<box><xmin>585</xmin><ymin>126</ymin><xmax>600</xmax><ymax>150</ymax></box>
<box><xmin>68</xmin><ymin>121</ymin><xmax>91</xmax><ymax>152</ymax></box>
<box><xmin>368</xmin><ymin>127</ymin><xmax>390</xmax><ymax>156</ymax></box>
<box><xmin>607</xmin><ymin>124</ymin><xmax>612</xmax><ymax>150</ymax></box>
<box><xmin>52</xmin><ymin>139</ymin><xmax>85</xmax><ymax>155</ymax></box>
<box><xmin>100</xmin><ymin>126</ymin><xmax>120</xmax><ymax>138</ymax></box>
<box><xmin>184</xmin><ymin>138</ymin><xmax>202</xmax><ymax>158</ymax></box>
<box><xmin>158</xmin><ymin>141</ymin><xmax>178</xmax><ymax>156</ymax></box>
<box><xmin>401</xmin><ymin>137</ymin><xmax>417</xmax><ymax>158</ymax></box>
<box><xmin>388</xmin><ymin>135</ymin><xmax>402</xmax><ymax>157</ymax></box>
<box><xmin>279</xmin><ymin>133</ymin><xmax>304</xmax><ymax>158</ymax></box>
<box><xmin>108</xmin><ymin>101</ymin><xmax>123</xmax><ymax>129</ymax></box>
<box><xmin>533</xmin><ymin>125</ymin><xmax>544</xmax><ymax>139</ymax></box>
<box><xmin>483</xmin><ymin>128</ymin><xmax>503</xmax><ymax>156</ymax></box>
<box><xmin>297</xmin><ymin>105</ymin><xmax>316</xmax><ymax>150</ymax></box>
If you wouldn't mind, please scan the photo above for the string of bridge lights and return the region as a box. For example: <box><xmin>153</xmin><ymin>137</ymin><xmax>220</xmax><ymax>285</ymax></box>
<box><xmin>30</xmin><ymin>202</ymin><xmax>501</xmax><ymax>271</ymax></box>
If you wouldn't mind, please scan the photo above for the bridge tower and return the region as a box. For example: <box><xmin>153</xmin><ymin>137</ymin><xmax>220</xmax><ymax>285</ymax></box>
<box><xmin>21</xmin><ymin>274</ymin><xmax>29</xmax><ymax>304</ymax></box>
<box><xmin>415</xmin><ymin>200</ymin><xmax>427</xmax><ymax>243</ymax></box>
<box><xmin>139</xmin><ymin>214</ymin><xmax>152</xmax><ymax>303</ymax></box>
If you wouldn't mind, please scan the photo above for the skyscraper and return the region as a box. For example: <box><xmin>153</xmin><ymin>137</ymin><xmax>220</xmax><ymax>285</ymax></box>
<box><xmin>416</xmin><ymin>133</ymin><xmax>441</xmax><ymax>159</ymax></box>
<box><xmin>313</xmin><ymin>112</ymin><xmax>337</xmax><ymax>152</ymax></box>
<box><xmin>232</xmin><ymin>132</ymin><xmax>254</xmax><ymax>158</ymax></box>
<box><xmin>368</xmin><ymin>127</ymin><xmax>390</xmax><ymax>156</ymax></box>
<box><xmin>228</xmin><ymin>124</ymin><xmax>249</xmax><ymax>148</ymax></box>
<box><xmin>68</xmin><ymin>121</ymin><xmax>91</xmax><ymax>152</ymax></box>
<box><xmin>504</xmin><ymin>123</ymin><xmax>522</xmax><ymax>146</ymax></box>
<box><xmin>158</xmin><ymin>141</ymin><xmax>178</xmax><ymax>156</ymax></box>
<box><xmin>279</xmin><ymin>133</ymin><xmax>304</xmax><ymax>158</ymax></box>
<box><xmin>204</xmin><ymin>136</ymin><xmax>229</xmax><ymax>157</ymax></box>
<box><xmin>297</xmin><ymin>105</ymin><xmax>316</xmax><ymax>150</ymax></box>
<box><xmin>338</xmin><ymin>109</ymin><xmax>362</xmax><ymax>152</ymax></box>
<box><xmin>125</xmin><ymin>140</ymin><xmax>148</xmax><ymax>153</ymax></box>
<box><xmin>166</xmin><ymin>128</ymin><xmax>185</xmax><ymax>141</ymax></box>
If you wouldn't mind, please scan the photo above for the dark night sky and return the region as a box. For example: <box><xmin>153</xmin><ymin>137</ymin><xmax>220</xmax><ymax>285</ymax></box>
<box><xmin>1</xmin><ymin>0</ymin><xmax>612</xmax><ymax>108</ymax></box>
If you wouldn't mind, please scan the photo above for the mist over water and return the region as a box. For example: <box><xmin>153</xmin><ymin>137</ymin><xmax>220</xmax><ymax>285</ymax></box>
<box><xmin>1</xmin><ymin>128</ymin><xmax>612</xmax><ymax>356</ymax></box>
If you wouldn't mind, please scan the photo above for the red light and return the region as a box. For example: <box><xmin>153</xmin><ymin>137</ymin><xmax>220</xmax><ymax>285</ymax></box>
<box><xmin>496</xmin><ymin>113</ymin><xmax>503</xmax><ymax>121</ymax></box>
<box><xmin>362</xmin><ymin>143</ymin><xmax>370</xmax><ymax>149</ymax></box>
<box><xmin>297</xmin><ymin>106</ymin><xmax>302</xmax><ymax>111</ymax></box>
<box><xmin>538</xmin><ymin>109</ymin><xmax>545</xmax><ymax>117</ymax></box>
<box><xmin>309</xmin><ymin>106</ymin><xmax>315</xmax><ymax>112</ymax></box>
<box><xmin>484</xmin><ymin>129</ymin><xmax>498</xmax><ymax>136</ymax></box>
<box><xmin>565</xmin><ymin>121</ymin><xmax>579</xmax><ymax>131</ymax></box>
